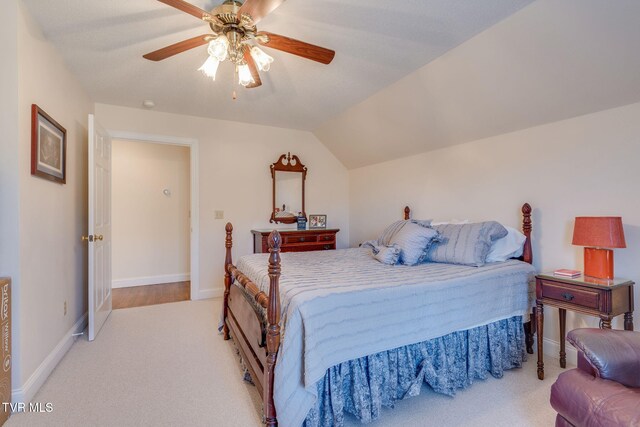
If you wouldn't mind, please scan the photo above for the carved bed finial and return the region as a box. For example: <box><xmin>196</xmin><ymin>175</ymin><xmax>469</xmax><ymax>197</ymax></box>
<box><xmin>404</xmin><ymin>206</ymin><xmax>411</xmax><ymax>220</ymax></box>
<box><xmin>521</xmin><ymin>203</ymin><xmax>532</xmax><ymax>265</ymax></box>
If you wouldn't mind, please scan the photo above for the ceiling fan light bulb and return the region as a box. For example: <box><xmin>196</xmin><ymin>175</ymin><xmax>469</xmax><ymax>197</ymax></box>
<box><xmin>250</xmin><ymin>46</ymin><xmax>274</xmax><ymax>72</ymax></box>
<box><xmin>237</xmin><ymin>64</ymin><xmax>254</xmax><ymax>87</ymax></box>
<box><xmin>198</xmin><ymin>56</ymin><xmax>220</xmax><ymax>80</ymax></box>
<box><xmin>208</xmin><ymin>35</ymin><xmax>229</xmax><ymax>62</ymax></box>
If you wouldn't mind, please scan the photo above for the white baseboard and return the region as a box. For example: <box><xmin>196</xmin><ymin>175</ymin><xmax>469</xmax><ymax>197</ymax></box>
<box><xmin>12</xmin><ymin>313</ymin><xmax>87</xmax><ymax>404</ymax></box>
<box><xmin>197</xmin><ymin>288</ymin><xmax>223</xmax><ymax>300</ymax></box>
<box><xmin>112</xmin><ymin>273</ymin><xmax>190</xmax><ymax>288</ymax></box>
<box><xmin>536</xmin><ymin>336</ymin><xmax>578</xmax><ymax>366</ymax></box>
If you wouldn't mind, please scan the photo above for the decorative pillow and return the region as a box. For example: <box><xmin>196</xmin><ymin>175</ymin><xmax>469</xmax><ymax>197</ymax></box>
<box><xmin>426</xmin><ymin>221</ymin><xmax>508</xmax><ymax>267</ymax></box>
<box><xmin>485</xmin><ymin>226</ymin><xmax>526</xmax><ymax>263</ymax></box>
<box><xmin>373</xmin><ymin>244</ymin><xmax>401</xmax><ymax>265</ymax></box>
<box><xmin>377</xmin><ymin>219</ymin><xmax>432</xmax><ymax>246</ymax></box>
<box><xmin>389</xmin><ymin>222</ymin><xmax>441</xmax><ymax>266</ymax></box>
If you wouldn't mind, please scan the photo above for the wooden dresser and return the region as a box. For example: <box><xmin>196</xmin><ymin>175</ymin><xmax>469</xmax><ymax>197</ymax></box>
<box><xmin>251</xmin><ymin>229</ymin><xmax>340</xmax><ymax>253</ymax></box>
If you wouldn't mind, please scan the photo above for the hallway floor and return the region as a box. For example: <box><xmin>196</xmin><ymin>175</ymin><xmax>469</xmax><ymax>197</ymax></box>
<box><xmin>112</xmin><ymin>281</ymin><xmax>190</xmax><ymax>309</ymax></box>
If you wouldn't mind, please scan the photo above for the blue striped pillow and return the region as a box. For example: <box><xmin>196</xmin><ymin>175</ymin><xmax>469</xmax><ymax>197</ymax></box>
<box><xmin>426</xmin><ymin>221</ymin><xmax>508</xmax><ymax>266</ymax></box>
<box><xmin>389</xmin><ymin>222</ymin><xmax>441</xmax><ymax>266</ymax></box>
<box><xmin>377</xmin><ymin>219</ymin><xmax>432</xmax><ymax>246</ymax></box>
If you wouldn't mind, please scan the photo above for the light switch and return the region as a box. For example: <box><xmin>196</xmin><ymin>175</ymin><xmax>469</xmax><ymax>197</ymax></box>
<box><xmin>214</xmin><ymin>210</ymin><xmax>224</xmax><ymax>220</ymax></box>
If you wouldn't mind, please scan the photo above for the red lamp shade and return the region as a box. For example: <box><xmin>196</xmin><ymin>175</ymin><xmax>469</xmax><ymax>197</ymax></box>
<box><xmin>572</xmin><ymin>217</ymin><xmax>626</xmax><ymax>280</ymax></box>
<box><xmin>572</xmin><ymin>217</ymin><xmax>626</xmax><ymax>248</ymax></box>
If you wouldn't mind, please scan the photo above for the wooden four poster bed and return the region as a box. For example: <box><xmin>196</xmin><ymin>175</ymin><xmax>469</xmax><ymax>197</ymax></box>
<box><xmin>222</xmin><ymin>203</ymin><xmax>536</xmax><ymax>427</ymax></box>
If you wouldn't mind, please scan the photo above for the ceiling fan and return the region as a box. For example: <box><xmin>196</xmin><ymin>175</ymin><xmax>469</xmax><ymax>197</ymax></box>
<box><xmin>143</xmin><ymin>0</ymin><xmax>335</xmax><ymax>89</ymax></box>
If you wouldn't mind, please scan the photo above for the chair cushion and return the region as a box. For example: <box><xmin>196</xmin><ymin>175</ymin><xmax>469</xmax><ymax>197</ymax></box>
<box><xmin>551</xmin><ymin>369</ymin><xmax>640</xmax><ymax>427</ymax></box>
<box><xmin>568</xmin><ymin>328</ymin><xmax>640</xmax><ymax>388</ymax></box>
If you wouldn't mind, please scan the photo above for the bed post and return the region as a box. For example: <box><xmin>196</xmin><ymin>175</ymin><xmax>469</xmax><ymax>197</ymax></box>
<box><xmin>404</xmin><ymin>206</ymin><xmax>410</xmax><ymax>220</ymax></box>
<box><xmin>223</xmin><ymin>222</ymin><xmax>233</xmax><ymax>341</ymax></box>
<box><xmin>265</xmin><ymin>231</ymin><xmax>282</xmax><ymax>427</ymax></box>
<box><xmin>521</xmin><ymin>203</ymin><xmax>536</xmax><ymax>354</ymax></box>
<box><xmin>521</xmin><ymin>203</ymin><xmax>532</xmax><ymax>264</ymax></box>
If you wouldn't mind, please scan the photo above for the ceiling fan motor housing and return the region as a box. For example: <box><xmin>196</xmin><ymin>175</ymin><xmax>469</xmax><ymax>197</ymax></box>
<box><xmin>210</xmin><ymin>0</ymin><xmax>256</xmax><ymax>35</ymax></box>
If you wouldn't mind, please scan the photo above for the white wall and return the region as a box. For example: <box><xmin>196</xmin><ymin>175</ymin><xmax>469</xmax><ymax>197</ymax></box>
<box><xmin>350</xmin><ymin>102</ymin><xmax>640</xmax><ymax>349</ymax></box>
<box><xmin>0</xmin><ymin>0</ymin><xmax>22</xmax><ymax>401</ymax></box>
<box><xmin>15</xmin><ymin>0</ymin><xmax>92</xmax><ymax>401</ymax></box>
<box><xmin>112</xmin><ymin>140</ymin><xmax>190</xmax><ymax>287</ymax></box>
<box><xmin>95</xmin><ymin>104</ymin><xmax>350</xmax><ymax>298</ymax></box>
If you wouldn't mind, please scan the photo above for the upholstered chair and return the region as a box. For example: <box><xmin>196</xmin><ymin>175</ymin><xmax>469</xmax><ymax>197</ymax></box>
<box><xmin>550</xmin><ymin>328</ymin><xmax>640</xmax><ymax>426</ymax></box>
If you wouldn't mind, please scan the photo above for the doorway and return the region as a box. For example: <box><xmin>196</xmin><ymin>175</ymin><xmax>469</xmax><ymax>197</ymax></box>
<box><xmin>107</xmin><ymin>132</ymin><xmax>200</xmax><ymax>307</ymax></box>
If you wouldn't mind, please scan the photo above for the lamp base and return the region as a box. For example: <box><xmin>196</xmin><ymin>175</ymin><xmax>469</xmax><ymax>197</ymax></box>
<box><xmin>584</xmin><ymin>247</ymin><xmax>614</xmax><ymax>280</ymax></box>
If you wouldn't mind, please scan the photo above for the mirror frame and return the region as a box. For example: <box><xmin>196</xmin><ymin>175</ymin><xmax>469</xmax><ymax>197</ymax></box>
<box><xmin>270</xmin><ymin>152</ymin><xmax>307</xmax><ymax>224</ymax></box>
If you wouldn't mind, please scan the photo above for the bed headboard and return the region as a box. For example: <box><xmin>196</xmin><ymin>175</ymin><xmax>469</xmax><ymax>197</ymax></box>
<box><xmin>403</xmin><ymin>203</ymin><xmax>533</xmax><ymax>264</ymax></box>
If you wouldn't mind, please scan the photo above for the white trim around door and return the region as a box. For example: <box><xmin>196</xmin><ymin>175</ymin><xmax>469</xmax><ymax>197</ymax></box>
<box><xmin>108</xmin><ymin>131</ymin><xmax>202</xmax><ymax>301</ymax></box>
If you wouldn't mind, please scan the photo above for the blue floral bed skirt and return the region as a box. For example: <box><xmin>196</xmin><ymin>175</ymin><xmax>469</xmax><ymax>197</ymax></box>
<box><xmin>303</xmin><ymin>315</ymin><xmax>526</xmax><ymax>427</ymax></box>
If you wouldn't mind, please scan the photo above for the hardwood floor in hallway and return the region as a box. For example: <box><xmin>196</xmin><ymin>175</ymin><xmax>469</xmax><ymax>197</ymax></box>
<box><xmin>112</xmin><ymin>281</ymin><xmax>190</xmax><ymax>309</ymax></box>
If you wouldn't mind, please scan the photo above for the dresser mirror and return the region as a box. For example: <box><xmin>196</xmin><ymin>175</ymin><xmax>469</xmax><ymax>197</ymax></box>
<box><xmin>270</xmin><ymin>153</ymin><xmax>306</xmax><ymax>224</ymax></box>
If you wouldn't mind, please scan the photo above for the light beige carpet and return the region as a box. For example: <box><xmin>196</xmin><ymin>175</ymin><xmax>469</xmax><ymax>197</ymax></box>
<box><xmin>8</xmin><ymin>299</ymin><xmax>563</xmax><ymax>426</ymax></box>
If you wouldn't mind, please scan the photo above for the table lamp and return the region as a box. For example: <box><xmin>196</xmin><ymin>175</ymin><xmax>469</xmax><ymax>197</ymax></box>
<box><xmin>572</xmin><ymin>217</ymin><xmax>626</xmax><ymax>280</ymax></box>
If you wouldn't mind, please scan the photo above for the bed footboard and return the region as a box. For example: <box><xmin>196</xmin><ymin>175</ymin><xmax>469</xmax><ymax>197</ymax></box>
<box><xmin>223</xmin><ymin>223</ymin><xmax>281</xmax><ymax>427</ymax></box>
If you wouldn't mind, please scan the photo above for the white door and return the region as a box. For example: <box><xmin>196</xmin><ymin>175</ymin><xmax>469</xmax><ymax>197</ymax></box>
<box><xmin>87</xmin><ymin>114</ymin><xmax>112</xmax><ymax>341</ymax></box>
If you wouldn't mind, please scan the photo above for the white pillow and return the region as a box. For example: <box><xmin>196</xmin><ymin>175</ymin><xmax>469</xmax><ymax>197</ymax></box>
<box><xmin>430</xmin><ymin>219</ymin><xmax>470</xmax><ymax>226</ymax></box>
<box><xmin>485</xmin><ymin>226</ymin><xmax>526</xmax><ymax>263</ymax></box>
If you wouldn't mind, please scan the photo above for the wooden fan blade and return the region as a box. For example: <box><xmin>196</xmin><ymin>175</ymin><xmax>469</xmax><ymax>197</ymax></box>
<box><xmin>237</xmin><ymin>0</ymin><xmax>285</xmax><ymax>25</ymax></box>
<box><xmin>243</xmin><ymin>48</ymin><xmax>262</xmax><ymax>88</ymax></box>
<box><xmin>158</xmin><ymin>0</ymin><xmax>220</xmax><ymax>24</ymax></box>
<box><xmin>257</xmin><ymin>32</ymin><xmax>335</xmax><ymax>64</ymax></box>
<box><xmin>143</xmin><ymin>34</ymin><xmax>210</xmax><ymax>61</ymax></box>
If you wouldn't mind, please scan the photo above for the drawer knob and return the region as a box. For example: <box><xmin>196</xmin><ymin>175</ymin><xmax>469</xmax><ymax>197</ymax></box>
<box><xmin>561</xmin><ymin>293</ymin><xmax>574</xmax><ymax>301</ymax></box>
<box><xmin>300</xmin><ymin>237</ymin><xmax>305</xmax><ymax>242</ymax></box>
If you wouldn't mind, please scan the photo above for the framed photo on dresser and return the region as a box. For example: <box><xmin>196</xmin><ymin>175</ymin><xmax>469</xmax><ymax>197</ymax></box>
<box><xmin>308</xmin><ymin>214</ymin><xmax>326</xmax><ymax>229</ymax></box>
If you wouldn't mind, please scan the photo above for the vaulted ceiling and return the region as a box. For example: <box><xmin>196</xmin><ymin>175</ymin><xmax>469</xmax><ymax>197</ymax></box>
<box><xmin>22</xmin><ymin>1</ymin><xmax>640</xmax><ymax>169</ymax></box>
<box><xmin>22</xmin><ymin>0</ymin><xmax>532</xmax><ymax>131</ymax></box>
<box><xmin>314</xmin><ymin>0</ymin><xmax>640</xmax><ymax>168</ymax></box>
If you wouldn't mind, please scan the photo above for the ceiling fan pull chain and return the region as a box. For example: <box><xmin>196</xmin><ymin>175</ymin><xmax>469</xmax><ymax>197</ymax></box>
<box><xmin>232</xmin><ymin>68</ymin><xmax>238</xmax><ymax>100</ymax></box>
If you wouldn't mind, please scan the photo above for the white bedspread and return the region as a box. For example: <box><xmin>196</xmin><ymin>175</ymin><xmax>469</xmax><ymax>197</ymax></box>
<box><xmin>234</xmin><ymin>248</ymin><xmax>536</xmax><ymax>427</ymax></box>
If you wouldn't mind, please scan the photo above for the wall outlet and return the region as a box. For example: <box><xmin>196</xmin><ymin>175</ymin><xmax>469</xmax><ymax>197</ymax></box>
<box><xmin>214</xmin><ymin>210</ymin><xmax>224</xmax><ymax>220</ymax></box>
<box><xmin>64</xmin><ymin>301</ymin><xmax>67</xmax><ymax>316</ymax></box>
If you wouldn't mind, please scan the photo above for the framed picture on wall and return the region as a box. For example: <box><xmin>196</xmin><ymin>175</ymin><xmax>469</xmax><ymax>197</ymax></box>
<box><xmin>309</xmin><ymin>214</ymin><xmax>327</xmax><ymax>229</ymax></box>
<box><xmin>31</xmin><ymin>104</ymin><xmax>67</xmax><ymax>184</ymax></box>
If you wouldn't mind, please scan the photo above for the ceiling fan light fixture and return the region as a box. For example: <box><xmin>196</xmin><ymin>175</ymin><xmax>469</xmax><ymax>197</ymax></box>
<box><xmin>207</xmin><ymin>35</ymin><xmax>229</xmax><ymax>62</ymax></box>
<box><xmin>250</xmin><ymin>46</ymin><xmax>274</xmax><ymax>72</ymax></box>
<box><xmin>146</xmin><ymin>0</ymin><xmax>336</xmax><ymax>90</ymax></box>
<box><xmin>237</xmin><ymin>64</ymin><xmax>255</xmax><ymax>86</ymax></box>
<box><xmin>199</xmin><ymin>55</ymin><xmax>220</xmax><ymax>79</ymax></box>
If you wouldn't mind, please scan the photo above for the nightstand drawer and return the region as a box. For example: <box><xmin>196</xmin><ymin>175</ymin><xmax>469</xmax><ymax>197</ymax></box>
<box><xmin>540</xmin><ymin>280</ymin><xmax>600</xmax><ymax>309</ymax></box>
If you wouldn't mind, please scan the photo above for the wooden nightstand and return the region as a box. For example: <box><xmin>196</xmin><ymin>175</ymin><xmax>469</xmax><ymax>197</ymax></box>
<box><xmin>535</xmin><ymin>273</ymin><xmax>634</xmax><ymax>380</ymax></box>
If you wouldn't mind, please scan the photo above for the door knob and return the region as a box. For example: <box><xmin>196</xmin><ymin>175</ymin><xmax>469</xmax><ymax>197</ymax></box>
<box><xmin>81</xmin><ymin>235</ymin><xmax>94</xmax><ymax>242</ymax></box>
<box><xmin>95</xmin><ymin>235</ymin><xmax>104</xmax><ymax>241</ymax></box>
